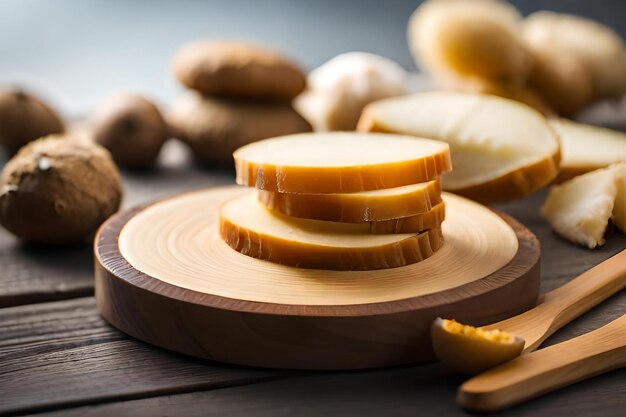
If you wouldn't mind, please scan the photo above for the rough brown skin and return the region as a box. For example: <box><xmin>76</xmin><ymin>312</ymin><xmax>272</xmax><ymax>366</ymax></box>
<box><xmin>168</xmin><ymin>93</ymin><xmax>312</xmax><ymax>165</ymax></box>
<box><xmin>171</xmin><ymin>40</ymin><xmax>306</xmax><ymax>100</ymax></box>
<box><xmin>90</xmin><ymin>93</ymin><xmax>169</xmax><ymax>168</ymax></box>
<box><xmin>0</xmin><ymin>134</ymin><xmax>123</xmax><ymax>244</ymax></box>
<box><xmin>0</xmin><ymin>88</ymin><xmax>65</xmax><ymax>154</ymax></box>
<box><xmin>526</xmin><ymin>50</ymin><xmax>594</xmax><ymax>116</ymax></box>
<box><xmin>522</xmin><ymin>11</ymin><xmax>626</xmax><ymax>114</ymax></box>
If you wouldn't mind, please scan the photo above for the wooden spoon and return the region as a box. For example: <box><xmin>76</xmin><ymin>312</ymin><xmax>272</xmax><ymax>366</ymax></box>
<box><xmin>458</xmin><ymin>314</ymin><xmax>626</xmax><ymax>411</ymax></box>
<box><xmin>432</xmin><ymin>249</ymin><xmax>626</xmax><ymax>374</ymax></box>
<box><xmin>483</xmin><ymin>248</ymin><xmax>626</xmax><ymax>353</ymax></box>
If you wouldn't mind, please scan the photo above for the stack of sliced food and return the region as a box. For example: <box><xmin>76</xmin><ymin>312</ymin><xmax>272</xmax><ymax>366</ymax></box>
<box><xmin>219</xmin><ymin>132</ymin><xmax>452</xmax><ymax>270</ymax></box>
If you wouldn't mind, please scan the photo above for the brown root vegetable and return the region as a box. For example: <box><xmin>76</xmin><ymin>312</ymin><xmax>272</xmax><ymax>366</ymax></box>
<box><xmin>526</xmin><ymin>51</ymin><xmax>594</xmax><ymax>116</ymax></box>
<box><xmin>0</xmin><ymin>88</ymin><xmax>64</xmax><ymax>154</ymax></box>
<box><xmin>0</xmin><ymin>134</ymin><xmax>123</xmax><ymax>243</ymax></box>
<box><xmin>90</xmin><ymin>93</ymin><xmax>169</xmax><ymax>168</ymax></box>
<box><xmin>171</xmin><ymin>40</ymin><xmax>306</xmax><ymax>100</ymax></box>
<box><xmin>408</xmin><ymin>0</ymin><xmax>531</xmax><ymax>86</ymax></box>
<box><xmin>522</xmin><ymin>11</ymin><xmax>626</xmax><ymax>101</ymax></box>
<box><xmin>168</xmin><ymin>93</ymin><xmax>312</xmax><ymax>165</ymax></box>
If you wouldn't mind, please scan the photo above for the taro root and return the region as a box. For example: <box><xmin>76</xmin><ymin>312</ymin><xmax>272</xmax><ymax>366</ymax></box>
<box><xmin>168</xmin><ymin>93</ymin><xmax>312</xmax><ymax>165</ymax></box>
<box><xmin>0</xmin><ymin>134</ymin><xmax>123</xmax><ymax>244</ymax></box>
<box><xmin>0</xmin><ymin>88</ymin><xmax>64</xmax><ymax>154</ymax></box>
<box><xmin>171</xmin><ymin>40</ymin><xmax>306</xmax><ymax>100</ymax></box>
<box><xmin>522</xmin><ymin>11</ymin><xmax>626</xmax><ymax>115</ymax></box>
<box><xmin>90</xmin><ymin>93</ymin><xmax>168</xmax><ymax>168</ymax></box>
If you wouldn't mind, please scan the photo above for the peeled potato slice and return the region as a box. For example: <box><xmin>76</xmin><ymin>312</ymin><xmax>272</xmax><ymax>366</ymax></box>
<box><xmin>358</xmin><ymin>92</ymin><xmax>560</xmax><ymax>203</ymax></box>
<box><xmin>550</xmin><ymin>118</ymin><xmax>626</xmax><ymax>182</ymax></box>
<box><xmin>542</xmin><ymin>166</ymin><xmax>619</xmax><ymax>248</ymax></box>
<box><xmin>219</xmin><ymin>192</ymin><xmax>444</xmax><ymax>270</ymax></box>
<box><xmin>257</xmin><ymin>180</ymin><xmax>441</xmax><ymax>222</ymax></box>
<box><xmin>431</xmin><ymin>318</ymin><xmax>525</xmax><ymax>375</ymax></box>
<box><xmin>233</xmin><ymin>132</ymin><xmax>451</xmax><ymax>194</ymax></box>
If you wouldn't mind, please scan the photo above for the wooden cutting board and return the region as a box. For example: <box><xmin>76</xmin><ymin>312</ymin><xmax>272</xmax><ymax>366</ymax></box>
<box><xmin>94</xmin><ymin>186</ymin><xmax>540</xmax><ymax>370</ymax></box>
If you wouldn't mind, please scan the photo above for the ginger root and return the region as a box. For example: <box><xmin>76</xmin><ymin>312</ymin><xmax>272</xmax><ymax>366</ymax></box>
<box><xmin>408</xmin><ymin>0</ymin><xmax>626</xmax><ymax>116</ymax></box>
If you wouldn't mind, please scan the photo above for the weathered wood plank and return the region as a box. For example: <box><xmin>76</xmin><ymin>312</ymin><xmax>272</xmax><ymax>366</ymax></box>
<box><xmin>36</xmin><ymin>369</ymin><xmax>626</xmax><ymax>417</ymax></box>
<box><xmin>0</xmin><ymin>297</ymin><xmax>287</xmax><ymax>416</ymax></box>
<box><xmin>3</xmin><ymin>273</ymin><xmax>624</xmax><ymax>416</ymax></box>
<box><xmin>0</xmin><ymin>235</ymin><xmax>94</xmax><ymax>307</ymax></box>
<box><xmin>0</xmin><ymin>142</ymin><xmax>233</xmax><ymax>307</ymax></box>
<box><xmin>33</xmin><ymin>292</ymin><xmax>625</xmax><ymax>417</ymax></box>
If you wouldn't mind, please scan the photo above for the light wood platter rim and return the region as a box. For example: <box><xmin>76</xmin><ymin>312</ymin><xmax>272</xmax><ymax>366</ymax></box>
<box><xmin>94</xmin><ymin>186</ymin><xmax>540</xmax><ymax>318</ymax></box>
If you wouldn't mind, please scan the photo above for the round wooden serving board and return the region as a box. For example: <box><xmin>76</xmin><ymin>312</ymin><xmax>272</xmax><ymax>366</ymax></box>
<box><xmin>95</xmin><ymin>186</ymin><xmax>540</xmax><ymax>370</ymax></box>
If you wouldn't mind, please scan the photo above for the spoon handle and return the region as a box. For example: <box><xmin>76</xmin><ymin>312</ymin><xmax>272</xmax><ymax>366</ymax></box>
<box><xmin>535</xmin><ymin>249</ymin><xmax>626</xmax><ymax>342</ymax></box>
<box><xmin>458</xmin><ymin>314</ymin><xmax>626</xmax><ymax>412</ymax></box>
<box><xmin>490</xmin><ymin>249</ymin><xmax>626</xmax><ymax>351</ymax></box>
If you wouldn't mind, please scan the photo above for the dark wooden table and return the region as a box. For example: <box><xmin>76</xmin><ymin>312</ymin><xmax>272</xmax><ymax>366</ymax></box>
<box><xmin>1</xmin><ymin>141</ymin><xmax>625</xmax><ymax>417</ymax></box>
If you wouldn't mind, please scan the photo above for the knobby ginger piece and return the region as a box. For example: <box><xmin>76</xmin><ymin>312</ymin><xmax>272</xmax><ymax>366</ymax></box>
<box><xmin>541</xmin><ymin>167</ymin><xmax>620</xmax><ymax>248</ymax></box>
<box><xmin>294</xmin><ymin>52</ymin><xmax>408</xmax><ymax>131</ymax></box>
<box><xmin>234</xmin><ymin>132</ymin><xmax>451</xmax><ymax>194</ymax></box>
<box><xmin>358</xmin><ymin>92</ymin><xmax>560</xmax><ymax>203</ymax></box>
<box><xmin>407</xmin><ymin>0</ymin><xmax>531</xmax><ymax>86</ymax></box>
<box><xmin>550</xmin><ymin>118</ymin><xmax>626</xmax><ymax>182</ymax></box>
<box><xmin>219</xmin><ymin>193</ymin><xmax>444</xmax><ymax>270</ymax></box>
<box><xmin>522</xmin><ymin>12</ymin><xmax>626</xmax><ymax>102</ymax></box>
<box><xmin>525</xmin><ymin>47</ymin><xmax>593</xmax><ymax>116</ymax></box>
<box><xmin>257</xmin><ymin>180</ymin><xmax>441</xmax><ymax>222</ymax></box>
<box><xmin>168</xmin><ymin>93</ymin><xmax>311</xmax><ymax>165</ymax></box>
<box><xmin>171</xmin><ymin>40</ymin><xmax>306</xmax><ymax>100</ymax></box>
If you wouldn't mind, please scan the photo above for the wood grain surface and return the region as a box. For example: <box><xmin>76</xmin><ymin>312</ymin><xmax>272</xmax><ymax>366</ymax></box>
<box><xmin>35</xmin><ymin>358</ymin><xmax>626</xmax><ymax>417</ymax></box>
<box><xmin>0</xmin><ymin>298</ymin><xmax>287</xmax><ymax>416</ymax></box>
<box><xmin>94</xmin><ymin>186</ymin><xmax>539</xmax><ymax>369</ymax></box>
<box><xmin>1</xmin><ymin>141</ymin><xmax>625</xmax><ymax>416</ymax></box>
<box><xmin>112</xmin><ymin>189</ymin><xmax>525</xmax><ymax>307</ymax></box>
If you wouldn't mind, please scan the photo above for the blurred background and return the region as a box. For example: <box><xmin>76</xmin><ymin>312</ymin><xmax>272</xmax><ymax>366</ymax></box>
<box><xmin>1</xmin><ymin>0</ymin><xmax>625</xmax><ymax>119</ymax></box>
